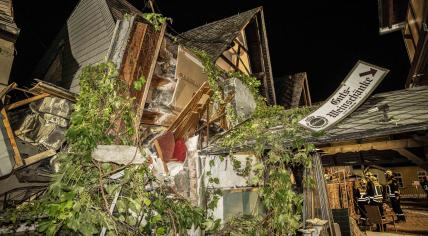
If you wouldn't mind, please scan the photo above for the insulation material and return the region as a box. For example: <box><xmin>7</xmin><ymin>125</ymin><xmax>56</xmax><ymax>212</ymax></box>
<box><xmin>30</xmin><ymin>96</ymin><xmax>73</xmax><ymax>119</ymax></box>
<box><xmin>170</xmin><ymin>46</ymin><xmax>208</xmax><ymax>110</ymax></box>
<box><xmin>203</xmin><ymin>153</ymin><xmax>258</xmax><ymax>189</ymax></box>
<box><xmin>15</xmin><ymin>97</ymin><xmax>72</xmax><ymax>150</ymax></box>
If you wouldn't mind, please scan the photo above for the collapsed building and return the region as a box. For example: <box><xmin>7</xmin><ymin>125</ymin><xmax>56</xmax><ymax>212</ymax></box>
<box><xmin>1</xmin><ymin>0</ymin><xmax>292</xmax><ymax>221</ymax></box>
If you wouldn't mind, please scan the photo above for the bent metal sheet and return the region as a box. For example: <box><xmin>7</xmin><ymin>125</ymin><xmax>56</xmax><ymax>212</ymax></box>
<box><xmin>299</xmin><ymin>60</ymin><xmax>389</xmax><ymax>132</ymax></box>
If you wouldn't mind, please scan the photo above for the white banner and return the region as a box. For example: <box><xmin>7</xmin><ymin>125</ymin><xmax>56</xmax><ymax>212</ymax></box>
<box><xmin>299</xmin><ymin>61</ymin><xmax>389</xmax><ymax>132</ymax></box>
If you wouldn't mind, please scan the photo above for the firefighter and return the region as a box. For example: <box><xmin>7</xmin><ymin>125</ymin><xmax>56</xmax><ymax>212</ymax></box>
<box><xmin>354</xmin><ymin>177</ymin><xmax>369</xmax><ymax>224</ymax></box>
<box><xmin>385</xmin><ymin>170</ymin><xmax>406</xmax><ymax>222</ymax></box>
<box><xmin>366</xmin><ymin>171</ymin><xmax>385</xmax><ymax>231</ymax></box>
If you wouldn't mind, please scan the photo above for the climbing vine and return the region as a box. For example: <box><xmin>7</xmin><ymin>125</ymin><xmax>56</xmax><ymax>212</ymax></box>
<box><xmin>6</xmin><ymin>63</ymin><xmax>204</xmax><ymax>235</ymax></box>
<box><xmin>143</xmin><ymin>13</ymin><xmax>172</xmax><ymax>31</ymax></box>
<box><xmin>194</xmin><ymin>50</ymin><xmax>317</xmax><ymax>235</ymax></box>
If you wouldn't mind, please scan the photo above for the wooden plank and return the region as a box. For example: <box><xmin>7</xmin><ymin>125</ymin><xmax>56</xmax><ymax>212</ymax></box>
<box><xmin>135</xmin><ymin>23</ymin><xmax>167</xmax><ymax>126</ymax></box>
<box><xmin>24</xmin><ymin>149</ymin><xmax>56</xmax><ymax>166</ymax></box>
<box><xmin>321</xmin><ymin>139</ymin><xmax>424</xmax><ymax>155</ymax></box>
<box><xmin>6</xmin><ymin>93</ymin><xmax>50</xmax><ymax>110</ymax></box>
<box><xmin>303</xmin><ymin>76</ymin><xmax>312</xmax><ymax>106</ymax></box>
<box><xmin>167</xmin><ymin>81</ymin><xmax>210</xmax><ymax>132</ymax></box>
<box><xmin>153</xmin><ymin>139</ymin><xmax>169</xmax><ymax>174</ymax></box>
<box><xmin>175</xmin><ymin>111</ymin><xmax>200</xmax><ymax>139</ymax></box>
<box><xmin>1</xmin><ymin>108</ymin><xmax>23</xmax><ymax>167</ymax></box>
<box><xmin>0</xmin><ymin>82</ymin><xmax>17</xmax><ymax>100</ymax></box>
<box><xmin>120</xmin><ymin>23</ymin><xmax>148</xmax><ymax>87</ymax></box>
<box><xmin>29</xmin><ymin>81</ymin><xmax>76</xmax><ymax>102</ymax></box>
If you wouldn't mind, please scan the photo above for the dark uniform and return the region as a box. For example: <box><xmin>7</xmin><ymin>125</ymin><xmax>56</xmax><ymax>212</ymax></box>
<box><xmin>366</xmin><ymin>175</ymin><xmax>385</xmax><ymax>231</ymax></box>
<box><xmin>367</xmin><ymin>177</ymin><xmax>384</xmax><ymax>216</ymax></box>
<box><xmin>386</xmin><ymin>178</ymin><xmax>406</xmax><ymax>221</ymax></box>
<box><xmin>354</xmin><ymin>180</ymin><xmax>369</xmax><ymax>223</ymax></box>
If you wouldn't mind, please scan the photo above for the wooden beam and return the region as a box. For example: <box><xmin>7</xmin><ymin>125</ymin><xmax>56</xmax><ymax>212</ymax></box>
<box><xmin>135</xmin><ymin>24</ymin><xmax>166</xmax><ymax>126</ymax></box>
<box><xmin>167</xmin><ymin>82</ymin><xmax>210</xmax><ymax>132</ymax></box>
<box><xmin>394</xmin><ymin>148</ymin><xmax>428</xmax><ymax>171</ymax></box>
<box><xmin>0</xmin><ymin>82</ymin><xmax>17</xmax><ymax>100</ymax></box>
<box><xmin>303</xmin><ymin>75</ymin><xmax>312</xmax><ymax>106</ymax></box>
<box><xmin>230</xmin><ymin>47</ymin><xmax>251</xmax><ymax>75</ymax></box>
<box><xmin>153</xmin><ymin>140</ymin><xmax>169</xmax><ymax>174</ymax></box>
<box><xmin>1</xmin><ymin>108</ymin><xmax>23</xmax><ymax>167</ymax></box>
<box><xmin>24</xmin><ymin>149</ymin><xmax>56</xmax><ymax>166</ymax></box>
<box><xmin>6</xmin><ymin>93</ymin><xmax>50</xmax><ymax>110</ymax></box>
<box><xmin>321</xmin><ymin>139</ymin><xmax>425</xmax><ymax>155</ymax></box>
<box><xmin>233</xmin><ymin>39</ymin><xmax>249</xmax><ymax>54</ymax></box>
<box><xmin>219</xmin><ymin>54</ymin><xmax>240</xmax><ymax>72</ymax></box>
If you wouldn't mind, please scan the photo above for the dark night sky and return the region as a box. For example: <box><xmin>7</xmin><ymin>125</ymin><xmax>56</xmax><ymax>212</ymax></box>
<box><xmin>10</xmin><ymin>0</ymin><xmax>410</xmax><ymax>102</ymax></box>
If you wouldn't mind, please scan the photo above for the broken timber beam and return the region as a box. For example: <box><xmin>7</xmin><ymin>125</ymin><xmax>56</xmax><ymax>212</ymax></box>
<box><xmin>1</xmin><ymin>108</ymin><xmax>23</xmax><ymax>167</ymax></box>
<box><xmin>321</xmin><ymin>138</ymin><xmax>425</xmax><ymax>155</ymax></box>
<box><xmin>135</xmin><ymin>23</ymin><xmax>166</xmax><ymax>126</ymax></box>
<box><xmin>0</xmin><ymin>82</ymin><xmax>17</xmax><ymax>100</ymax></box>
<box><xmin>167</xmin><ymin>81</ymin><xmax>210</xmax><ymax>132</ymax></box>
<box><xmin>6</xmin><ymin>93</ymin><xmax>50</xmax><ymax>110</ymax></box>
<box><xmin>24</xmin><ymin>149</ymin><xmax>56</xmax><ymax>166</ymax></box>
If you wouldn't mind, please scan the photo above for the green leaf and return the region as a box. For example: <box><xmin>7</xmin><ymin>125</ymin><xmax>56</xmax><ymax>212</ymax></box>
<box><xmin>133</xmin><ymin>75</ymin><xmax>146</xmax><ymax>91</ymax></box>
<box><xmin>79</xmin><ymin>223</ymin><xmax>98</xmax><ymax>236</ymax></box>
<box><xmin>143</xmin><ymin>197</ymin><xmax>151</xmax><ymax>207</ymax></box>
<box><xmin>156</xmin><ymin>227</ymin><xmax>165</xmax><ymax>235</ymax></box>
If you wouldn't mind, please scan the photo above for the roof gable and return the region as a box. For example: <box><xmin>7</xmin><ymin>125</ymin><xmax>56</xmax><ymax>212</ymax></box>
<box><xmin>105</xmin><ymin>0</ymin><xmax>143</xmax><ymax>20</ymax></box>
<box><xmin>177</xmin><ymin>7</ymin><xmax>261</xmax><ymax>60</ymax></box>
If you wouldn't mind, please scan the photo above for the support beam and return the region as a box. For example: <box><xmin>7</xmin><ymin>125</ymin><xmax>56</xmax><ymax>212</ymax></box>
<box><xmin>24</xmin><ymin>149</ymin><xmax>56</xmax><ymax>166</ymax></box>
<box><xmin>394</xmin><ymin>148</ymin><xmax>428</xmax><ymax>171</ymax></box>
<box><xmin>321</xmin><ymin>139</ymin><xmax>424</xmax><ymax>155</ymax></box>
<box><xmin>0</xmin><ymin>82</ymin><xmax>17</xmax><ymax>100</ymax></box>
<box><xmin>6</xmin><ymin>93</ymin><xmax>50</xmax><ymax>110</ymax></box>
<box><xmin>1</xmin><ymin>108</ymin><xmax>23</xmax><ymax>167</ymax></box>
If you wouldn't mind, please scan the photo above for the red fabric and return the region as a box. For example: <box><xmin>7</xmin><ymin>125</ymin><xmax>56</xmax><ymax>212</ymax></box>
<box><xmin>173</xmin><ymin>139</ymin><xmax>187</xmax><ymax>162</ymax></box>
<box><xmin>154</xmin><ymin>132</ymin><xmax>175</xmax><ymax>162</ymax></box>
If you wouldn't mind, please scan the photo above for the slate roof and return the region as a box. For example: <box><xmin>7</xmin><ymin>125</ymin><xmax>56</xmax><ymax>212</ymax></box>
<box><xmin>203</xmin><ymin>86</ymin><xmax>428</xmax><ymax>154</ymax></box>
<box><xmin>105</xmin><ymin>0</ymin><xmax>143</xmax><ymax>20</ymax></box>
<box><xmin>0</xmin><ymin>0</ymin><xmax>19</xmax><ymax>36</ymax></box>
<box><xmin>312</xmin><ymin>85</ymin><xmax>428</xmax><ymax>144</ymax></box>
<box><xmin>177</xmin><ymin>7</ymin><xmax>261</xmax><ymax>60</ymax></box>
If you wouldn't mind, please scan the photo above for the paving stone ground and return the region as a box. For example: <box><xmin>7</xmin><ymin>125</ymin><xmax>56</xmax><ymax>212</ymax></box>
<box><xmin>364</xmin><ymin>200</ymin><xmax>428</xmax><ymax>235</ymax></box>
<box><xmin>386</xmin><ymin>209</ymin><xmax>428</xmax><ymax>235</ymax></box>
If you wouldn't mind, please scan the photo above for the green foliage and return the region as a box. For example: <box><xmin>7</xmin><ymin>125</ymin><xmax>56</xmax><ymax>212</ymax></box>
<box><xmin>6</xmin><ymin>63</ymin><xmax>204</xmax><ymax>235</ymax></box>
<box><xmin>133</xmin><ymin>75</ymin><xmax>146</xmax><ymax>91</ymax></box>
<box><xmin>143</xmin><ymin>13</ymin><xmax>172</xmax><ymax>31</ymax></box>
<box><xmin>193</xmin><ymin>49</ymin><xmax>263</xmax><ymax>123</ymax></box>
<box><xmin>193</xmin><ymin>50</ymin><xmax>318</xmax><ymax>235</ymax></box>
